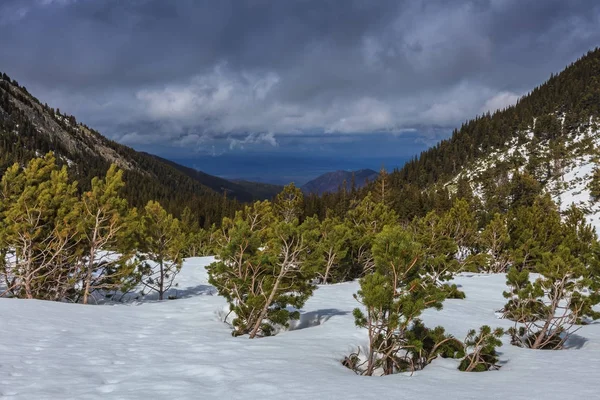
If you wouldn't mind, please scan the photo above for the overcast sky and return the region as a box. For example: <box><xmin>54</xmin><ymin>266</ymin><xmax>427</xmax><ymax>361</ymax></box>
<box><xmin>1</xmin><ymin>0</ymin><xmax>599</xmax><ymax>165</ymax></box>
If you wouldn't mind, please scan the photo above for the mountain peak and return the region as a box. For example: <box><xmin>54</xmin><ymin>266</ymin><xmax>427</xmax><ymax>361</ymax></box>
<box><xmin>301</xmin><ymin>169</ymin><xmax>378</xmax><ymax>195</ymax></box>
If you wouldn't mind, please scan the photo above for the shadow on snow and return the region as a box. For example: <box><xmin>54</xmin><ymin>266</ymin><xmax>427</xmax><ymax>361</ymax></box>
<box><xmin>288</xmin><ymin>308</ymin><xmax>350</xmax><ymax>331</ymax></box>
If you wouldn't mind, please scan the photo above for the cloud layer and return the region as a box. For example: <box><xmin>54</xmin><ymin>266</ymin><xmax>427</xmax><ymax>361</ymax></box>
<box><xmin>1</xmin><ymin>0</ymin><xmax>599</xmax><ymax>154</ymax></box>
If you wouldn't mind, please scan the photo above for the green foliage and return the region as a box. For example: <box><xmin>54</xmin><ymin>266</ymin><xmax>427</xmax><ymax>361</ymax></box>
<box><xmin>274</xmin><ymin>183</ymin><xmax>303</xmax><ymax>223</ymax></box>
<box><xmin>510</xmin><ymin>172</ymin><xmax>543</xmax><ymax>209</ymax></box>
<box><xmin>411</xmin><ymin>200</ymin><xmax>473</xmax><ymax>298</ymax></box>
<box><xmin>346</xmin><ymin>193</ymin><xmax>397</xmax><ymax>276</ymax></box>
<box><xmin>180</xmin><ymin>207</ymin><xmax>219</xmax><ymax>257</ymax></box>
<box><xmin>0</xmin><ymin>153</ymin><xmax>81</xmax><ymax>300</ymax></box>
<box><xmin>412</xmin><ymin>210</ymin><xmax>458</xmax><ymax>283</ymax></box>
<box><xmin>507</xmin><ymin>195</ymin><xmax>563</xmax><ymax>271</ymax></box>
<box><xmin>589</xmin><ymin>167</ymin><xmax>600</xmax><ymax>201</ymax></box>
<box><xmin>314</xmin><ymin>216</ymin><xmax>351</xmax><ymax>283</ymax></box>
<box><xmin>458</xmin><ymin>325</ymin><xmax>504</xmax><ymax>372</ymax></box>
<box><xmin>77</xmin><ymin>164</ymin><xmax>139</xmax><ymax>303</ymax></box>
<box><xmin>0</xmin><ymin>153</ymin><xmax>156</xmax><ymax>302</ymax></box>
<box><xmin>137</xmin><ymin>200</ymin><xmax>185</xmax><ymax>300</ymax></box>
<box><xmin>351</xmin><ymin>225</ymin><xmax>447</xmax><ymax>376</ymax></box>
<box><xmin>503</xmin><ymin>203</ymin><xmax>600</xmax><ymax>349</ymax></box>
<box><xmin>406</xmin><ymin>320</ymin><xmax>465</xmax><ymax>364</ymax></box>
<box><xmin>478</xmin><ymin>213</ymin><xmax>510</xmax><ymax>273</ymax></box>
<box><xmin>207</xmin><ymin>201</ymin><xmax>317</xmax><ymax>338</ymax></box>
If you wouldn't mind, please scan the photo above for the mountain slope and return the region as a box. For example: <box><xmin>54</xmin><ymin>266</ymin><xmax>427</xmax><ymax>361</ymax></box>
<box><xmin>151</xmin><ymin>155</ymin><xmax>281</xmax><ymax>202</ymax></box>
<box><xmin>392</xmin><ymin>48</ymin><xmax>600</xmax><ymax>189</ymax></box>
<box><xmin>0</xmin><ymin>72</ymin><xmax>273</xmax><ymax>226</ymax></box>
<box><xmin>301</xmin><ymin>169</ymin><xmax>378</xmax><ymax>195</ymax></box>
<box><xmin>373</xmin><ymin>48</ymin><xmax>600</xmax><ymax>227</ymax></box>
<box><xmin>230</xmin><ymin>179</ymin><xmax>283</xmax><ymax>200</ymax></box>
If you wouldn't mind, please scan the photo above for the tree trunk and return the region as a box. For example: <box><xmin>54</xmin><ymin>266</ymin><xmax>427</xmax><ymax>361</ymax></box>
<box><xmin>365</xmin><ymin>313</ymin><xmax>375</xmax><ymax>376</ymax></box>
<box><xmin>24</xmin><ymin>247</ymin><xmax>33</xmax><ymax>299</ymax></box>
<box><xmin>323</xmin><ymin>252</ymin><xmax>334</xmax><ymax>284</ymax></box>
<box><xmin>158</xmin><ymin>259</ymin><xmax>164</xmax><ymax>300</ymax></box>
<box><xmin>249</xmin><ymin>268</ymin><xmax>285</xmax><ymax>339</ymax></box>
<box><xmin>82</xmin><ymin>246</ymin><xmax>96</xmax><ymax>305</ymax></box>
<box><xmin>82</xmin><ymin>268</ymin><xmax>92</xmax><ymax>305</ymax></box>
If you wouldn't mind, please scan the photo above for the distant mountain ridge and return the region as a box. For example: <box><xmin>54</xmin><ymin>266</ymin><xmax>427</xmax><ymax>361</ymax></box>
<box><xmin>301</xmin><ymin>169</ymin><xmax>378</xmax><ymax>195</ymax></box>
<box><xmin>149</xmin><ymin>155</ymin><xmax>282</xmax><ymax>201</ymax></box>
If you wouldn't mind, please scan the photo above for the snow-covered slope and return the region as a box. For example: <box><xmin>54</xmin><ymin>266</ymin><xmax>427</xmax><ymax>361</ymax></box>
<box><xmin>1</xmin><ymin>257</ymin><xmax>599</xmax><ymax>399</ymax></box>
<box><xmin>449</xmin><ymin>118</ymin><xmax>600</xmax><ymax>231</ymax></box>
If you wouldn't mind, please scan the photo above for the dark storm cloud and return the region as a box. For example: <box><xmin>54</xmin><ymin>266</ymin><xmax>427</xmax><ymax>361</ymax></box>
<box><xmin>1</xmin><ymin>0</ymin><xmax>599</xmax><ymax>151</ymax></box>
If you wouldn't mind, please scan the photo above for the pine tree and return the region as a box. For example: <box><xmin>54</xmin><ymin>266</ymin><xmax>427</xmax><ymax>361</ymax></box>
<box><xmin>503</xmin><ymin>203</ymin><xmax>600</xmax><ymax>349</ymax></box>
<box><xmin>508</xmin><ymin>195</ymin><xmax>563</xmax><ymax>271</ymax></box>
<box><xmin>455</xmin><ymin>176</ymin><xmax>474</xmax><ymax>203</ymax></box>
<box><xmin>137</xmin><ymin>201</ymin><xmax>185</xmax><ymax>300</ymax></box>
<box><xmin>77</xmin><ymin>165</ymin><xmax>138</xmax><ymax>304</ymax></box>
<box><xmin>247</xmin><ymin>217</ymin><xmax>317</xmax><ymax>338</ymax></box>
<box><xmin>373</xmin><ymin>166</ymin><xmax>389</xmax><ymax>206</ymax></box>
<box><xmin>346</xmin><ymin>193</ymin><xmax>397</xmax><ymax>275</ymax></box>
<box><xmin>351</xmin><ymin>225</ymin><xmax>446</xmax><ymax>375</ymax></box>
<box><xmin>458</xmin><ymin>326</ymin><xmax>504</xmax><ymax>372</ymax></box>
<box><xmin>0</xmin><ymin>153</ymin><xmax>80</xmax><ymax>300</ymax></box>
<box><xmin>412</xmin><ymin>210</ymin><xmax>459</xmax><ymax>285</ymax></box>
<box><xmin>479</xmin><ymin>213</ymin><xmax>510</xmax><ymax>273</ymax></box>
<box><xmin>208</xmin><ymin>201</ymin><xmax>317</xmax><ymax>338</ymax></box>
<box><xmin>208</xmin><ymin>205</ymin><xmax>266</xmax><ymax>336</ymax></box>
<box><xmin>274</xmin><ymin>183</ymin><xmax>303</xmax><ymax>223</ymax></box>
<box><xmin>180</xmin><ymin>206</ymin><xmax>212</xmax><ymax>257</ymax></box>
<box><xmin>509</xmin><ymin>172</ymin><xmax>542</xmax><ymax>209</ymax></box>
<box><xmin>589</xmin><ymin>167</ymin><xmax>600</xmax><ymax>201</ymax></box>
<box><xmin>315</xmin><ymin>216</ymin><xmax>351</xmax><ymax>283</ymax></box>
<box><xmin>441</xmin><ymin>199</ymin><xmax>477</xmax><ymax>258</ymax></box>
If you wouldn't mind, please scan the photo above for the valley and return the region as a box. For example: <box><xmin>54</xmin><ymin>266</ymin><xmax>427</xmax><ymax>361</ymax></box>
<box><xmin>1</xmin><ymin>2</ymin><xmax>600</xmax><ymax>399</ymax></box>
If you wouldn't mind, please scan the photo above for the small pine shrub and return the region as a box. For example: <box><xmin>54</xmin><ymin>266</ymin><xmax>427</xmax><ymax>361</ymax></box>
<box><xmin>458</xmin><ymin>326</ymin><xmax>504</xmax><ymax>372</ymax></box>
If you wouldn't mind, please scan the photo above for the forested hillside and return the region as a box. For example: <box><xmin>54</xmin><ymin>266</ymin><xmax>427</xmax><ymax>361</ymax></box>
<box><xmin>0</xmin><ymin>73</ymin><xmax>278</xmax><ymax>227</ymax></box>
<box><xmin>150</xmin><ymin>154</ymin><xmax>282</xmax><ymax>202</ymax></box>
<box><xmin>395</xmin><ymin>47</ymin><xmax>600</xmax><ymax>187</ymax></box>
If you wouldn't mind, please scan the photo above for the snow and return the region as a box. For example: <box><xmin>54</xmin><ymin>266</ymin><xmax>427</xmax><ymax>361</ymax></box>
<box><xmin>1</xmin><ymin>257</ymin><xmax>599</xmax><ymax>399</ymax></box>
<box><xmin>448</xmin><ymin>119</ymin><xmax>600</xmax><ymax>233</ymax></box>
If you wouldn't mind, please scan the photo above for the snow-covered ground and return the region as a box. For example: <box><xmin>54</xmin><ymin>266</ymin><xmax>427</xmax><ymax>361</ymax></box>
<box><xmin>1</xmin><ymin>257</ymin><xmax>599</xmax><ymax>399</ymax></box>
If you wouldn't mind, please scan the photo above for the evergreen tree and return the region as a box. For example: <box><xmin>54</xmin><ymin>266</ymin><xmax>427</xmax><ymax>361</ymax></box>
<box><xmin>412</xmin><ymin>210</ymin><xmax>459</xmax><ymax>285</ymax></box>
<box><xmin>373</xmin><ymin>166</ymin><xmax>390</xmax><ymax>206</ymax></box>
<box><xmin>137</xmin><ymin>201</ymin><xmax>185</xmax><ymax>300</ymax></box>
<box><xmin>350</xmin><ymin>225</ymin><xmax>446</xmax><ymax>375</ymax></box>
<box><xmin>503</xmin><ymin>203</ymin><xmax>600</xmax><ymax>349</ymax></box>
<box><xmin>274</xmin><ymin>183</ymin><xmax>303</xmax><ymax>223</ymax></box>
<box><xmin>458</xmin><ymin>326</ymin><xmax>504</xmax><ymax>372</ymax></box>
<box><xmin>77</xmin><ymin>165</ymin><xmax>139</xmax><ymax>304</ymax></box>
<box><xmin>455</xmin><ymin>176</ymin><xmax>474</xmax><ymax>203</ymax></box>
<box><xmin>589</xmin><ymin>167</ymin><xmax>600</xmax><ymax>201</ymax></box>
<box><xmin>346</xmin><ymin>193</ymin><xmax>397</xmax><ymax>276</ymax></box>
<box><xmin>441</xmin><ymin>199</ymin><xmax>478</xmax><ymax>258</ymax></box>
<box><xmin>315</xmin><ymin>216</ymin><xmax>351</xmax><ymax>283</ymax></box>
<box><xmin>509</xmin><ymin>172</ymin><xmax>542</xmax><ymax>209</ymax></box>
<box><xmin>507</xmin><ymin>195</ymin><xmax>563</xmax><ymax>271</ymax></box>
<box><xmin>0</xmin><ymin>153</ymin><xmax>80</xmax><ymax>300</ymax></box>
<box><xmin>208</xmin><ymin>201</ymin><xmax>317</xmax><ymax>338</ymax></box>
<box><xmin>478</xmin><ymin>213</ymin><xmax>510</xmax><ymax>273</ymax></box>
